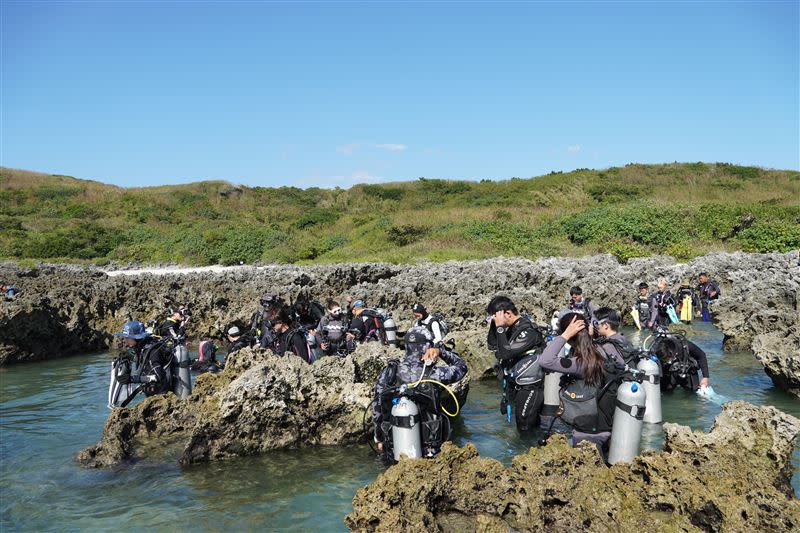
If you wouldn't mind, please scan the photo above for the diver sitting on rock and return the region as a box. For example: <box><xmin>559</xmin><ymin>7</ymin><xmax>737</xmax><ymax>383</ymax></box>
<box><xmin>539</xmin><ymin>313</ymin><xmax>626</xmax><ymax>455</ymax></box>
<box><xmin>249</xmin><ymin>293</ymin><xmax>283</xmax><ymax>348</ymax></box>
<box><xmin>651</xmin><ymin>329</ymin><xmax>710</xmax><ymax>392</ymax></box>
<box><xmin>486</xmin><ymin>296</ymin><xmax>546</xmax><ymax>432</ymax></box>
<box><xmin>108</xmin><ymin>321</ymin><xmax>177</xmax><ymax>408</ymax></box>
<box><xmin>373</xmin><ymin>326</ymin><xmax>467</xmax><ymax>460</ymax></box>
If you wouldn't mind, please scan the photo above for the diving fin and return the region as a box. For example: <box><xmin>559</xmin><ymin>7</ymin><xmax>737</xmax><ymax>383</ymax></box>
<box><xmin>680</xmin><ymin>296</ymin><xmax>692</xmax><ymax>322</ymax></box>
<box><xmin>666</xmin><ymin>304</ymin><xmax>680</xmax><ymax>324</ymax></box>
<box><xmin>631</xmin><ymin>306</ymin><xmax>641</xmax><ymax>330</ymax></box>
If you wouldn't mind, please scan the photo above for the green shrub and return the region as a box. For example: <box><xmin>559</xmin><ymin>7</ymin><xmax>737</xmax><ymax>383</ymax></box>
<box><xmin>665</xmin><ymin>242</ymin><xmax>698</xmax><ymax>261</ymax></box>
<box><xmin>737</xmin><ymin>222</ymin><xmax>800</xmax><ymax>253</ymax></box>
<box><xmin>717</xmin><ymin>163</ymin><xmax>760</xmax><ymax>180</ymax></box>
<box><xmin>32</xmin><ymin>185</ymin><xmax>82</xmax><ymax>201</ymax></box>
<box><xmin>63</xmin><ymin>203</ymin><xmax>98</xmax><ymax>219</ymax></box>
<box><xmin>363</xmin><ymin>185</ymin><xmax>405</xmax><ymax>201</ymax></box>
<box><xmin>294</xmin><ymin>208</ymin><xmax>340</xmax><ymax>229</ymax></box>
<box><xmin>0</xmin><ymin>215</ymin><xmax>22</xmax><ymax>230</ymax></box>
<box><xmin>22</xmin><ymin>223</ymin><xmax>121</xmax><ymax>259</ymax></box>
<box><xmin>388</xmin><ymin>225</ymin><xmax>429</xmax><ymax>246</ymax></box>
<box><xmin>609</xmin><ymin>242</ymin><xmax>650</xmax><ymax>263</ymax></box>
<box><xmin>561</xmin><ymin>205</ymin><xmax>688</xmax><ymax>247</ymax></box>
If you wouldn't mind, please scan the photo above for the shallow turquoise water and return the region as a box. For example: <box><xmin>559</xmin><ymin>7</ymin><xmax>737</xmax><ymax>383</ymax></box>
<box><xmin>1</xmin><ymin>322</ymin><xmax>798</xmax><ymax>531</ymax></box>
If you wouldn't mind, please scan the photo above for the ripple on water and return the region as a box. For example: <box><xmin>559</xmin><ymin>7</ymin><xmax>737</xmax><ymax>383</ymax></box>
<box><xmin>1</xmin><ymin>325</ymin><xmax>799</xmax><ymax>530</ymax></box>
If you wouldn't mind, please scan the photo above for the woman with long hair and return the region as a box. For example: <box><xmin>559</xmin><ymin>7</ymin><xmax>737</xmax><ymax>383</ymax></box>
<box><xmin>539</xmin><ymin>311</ymin><xmax>621</xmax><ymax>455</ymax></box>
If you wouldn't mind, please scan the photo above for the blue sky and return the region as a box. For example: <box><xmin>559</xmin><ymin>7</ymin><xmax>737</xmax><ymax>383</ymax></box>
<box><xmin>2</xmin><ymin>1</ymin><xmax>798</xmax><ymax>188</ymax></box>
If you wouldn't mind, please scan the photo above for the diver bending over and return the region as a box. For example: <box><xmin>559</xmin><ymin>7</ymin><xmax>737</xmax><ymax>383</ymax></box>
<box><xmin>372</xmin><ymin>326</ymin><xmax>467</xmax><ymax>459</ymax></box>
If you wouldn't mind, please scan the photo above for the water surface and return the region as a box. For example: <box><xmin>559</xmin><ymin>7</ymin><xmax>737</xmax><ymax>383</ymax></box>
<box><xmin>1</xmin><ymin>322</ymin><xmax>798</xmax><ymax>531</ymax></box>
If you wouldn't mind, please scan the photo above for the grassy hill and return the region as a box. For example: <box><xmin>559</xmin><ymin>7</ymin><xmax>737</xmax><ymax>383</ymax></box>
<box><xmin>1</xmin><ymin>163</ymin><xmax>798</xmax><ymax>266</ymax></box>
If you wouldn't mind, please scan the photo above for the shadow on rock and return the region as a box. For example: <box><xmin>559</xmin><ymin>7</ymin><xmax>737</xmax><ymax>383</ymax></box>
<box><xmin>345</xmin><ymin>401</ymin><xmax>800</xmax><ymax>532</ymax></box>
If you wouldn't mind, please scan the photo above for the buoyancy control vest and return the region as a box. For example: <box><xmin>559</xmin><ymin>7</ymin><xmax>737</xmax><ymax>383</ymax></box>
<box><xmin>558</xmin><ymin>354</ymin><xmax>631</xmax><ymax>433</ymax></box>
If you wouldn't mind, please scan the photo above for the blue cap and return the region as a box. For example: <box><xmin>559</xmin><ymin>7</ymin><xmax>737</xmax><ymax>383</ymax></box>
<box><xmin>352</xmin><ymin>300</ymin><xmax>365</xmax><ymax>309</ymax></box>
<box><xmin>631</xmin><ymin>383</ymin><xmax>639</xmax><ymax>393</ymax></box>
<box><xmin>115</xmin><ymin>320</ymin><xmax>148</xmax><ymax>340</ymax></box>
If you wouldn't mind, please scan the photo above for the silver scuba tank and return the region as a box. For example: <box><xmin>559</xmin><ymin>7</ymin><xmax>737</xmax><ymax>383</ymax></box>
<box><xmin>383</xmin><ymin>317</ymin><xmax>398</xmax><ymax>347</ymax></box>
<box><xmin>107</xmin><ymin>360</ymin><xmax>132</xmax><ymax>409</ymax></box>
<box><xmin>390</xmin><ymin>396</ymin><xmax>422</xmax><ymax>460</ymax></box>
<box><xmin>172</xmin><ymin>344</ymin><xmax>192</xmax><ymax>400</ymax></box>
<box><xmin>608</xmin><ymin>381</ymin><xmax>647</xmax><ymax>464</ymax></box>
<box><xmin>542</xmin><ymin>371</ymin><xmax>562</xmax><ymax>417</ymax></box>
<box><xmin>636</xmin><ymin>356</ymin><xmax>662</xmax><ymax>423</ymax></box>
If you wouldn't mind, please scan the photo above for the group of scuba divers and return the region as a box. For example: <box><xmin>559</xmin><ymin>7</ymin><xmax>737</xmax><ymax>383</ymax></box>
<box><xmin>107</xmin><ymin>272</ymin><xmax>721</xmax><ymax>466</ymax></box>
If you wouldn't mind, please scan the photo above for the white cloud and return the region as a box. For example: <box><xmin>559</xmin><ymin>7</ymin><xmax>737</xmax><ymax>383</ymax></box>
<box><xmin>336</xmin><ymin>143</ymin><xmax>361</xmax><ymax>156</ymax></box>
<box><xmin>567</xmin><ymin>145</ymin><xmax>581</xmax><ymax>154</ymax></box>
<box><xmin>375</xmin><ymin>143</ymin><xmax>408</xmax><ymax>152</ymax></box>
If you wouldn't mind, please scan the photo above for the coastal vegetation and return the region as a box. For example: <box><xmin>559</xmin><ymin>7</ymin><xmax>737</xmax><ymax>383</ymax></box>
<box><xmin>1</xmin><ymin>163</ymin><xmax>798</xmax><ymax>265</ymax></box>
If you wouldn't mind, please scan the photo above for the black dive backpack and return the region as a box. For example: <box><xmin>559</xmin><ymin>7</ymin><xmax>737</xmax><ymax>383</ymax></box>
<box><xmin>137</xmin><ymin>340</ymin><xmax>174</xmax><ymax>397</ymax></box>
<box><xmin>359</xmin><ymin>308</ymin><xmax>389</xmax><ymax>343</ymax></box>
<box><xmin>594</xmin><ymin>337</ymin><xmax>645</xmax><ymax>366</ymax></box>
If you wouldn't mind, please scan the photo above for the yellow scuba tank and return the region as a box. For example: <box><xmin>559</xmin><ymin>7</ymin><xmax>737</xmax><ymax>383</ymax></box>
<box><xmin>680</xmin><ymin>296</ymin><xmax>692</xmax><ymax>322</ymax></box>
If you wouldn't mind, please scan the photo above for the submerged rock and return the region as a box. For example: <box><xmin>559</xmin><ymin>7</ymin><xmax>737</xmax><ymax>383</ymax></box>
<box><xmin>345</xmin><ymin>401</ymin><xmax>800</xmax><ymax>532</ymax></box>
<box><xmin>3</xmin><ymin>251</ymin><xmax>798</xmax><ymax>396</ymax></box>
<box><xmin>78</xmin><ymin>342</ymin><xmax>471</xmax><ymax>468</ymax></box>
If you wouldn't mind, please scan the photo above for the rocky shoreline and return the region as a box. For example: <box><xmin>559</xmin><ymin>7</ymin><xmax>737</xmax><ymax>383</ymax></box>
<box><xmin>2</xmin><ymin>251</ymin><xmax>797</xmax><ymax>395</ymax></box>
<box><xmin>345</xmin><ymin>402</ymin><xmax>800</xmax><ymax>532</ymax></box>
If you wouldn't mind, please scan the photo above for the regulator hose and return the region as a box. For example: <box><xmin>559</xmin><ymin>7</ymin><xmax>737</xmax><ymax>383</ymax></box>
<box><xmin>408</xmin><ymin>379</ymin><xmax>460</xmax><ymax>417</ymax></box>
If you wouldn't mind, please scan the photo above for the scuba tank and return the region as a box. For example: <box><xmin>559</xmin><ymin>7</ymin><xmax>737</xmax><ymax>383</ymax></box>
<box><xmin>107</xmin><ymin>356</ymin><xmax>133</xmax><ymax>409</ymax></box>
<box><xmin>390</xmin><ymin>396</ymin><xmax>422</xmax><ymax>460</ymax></box>
<box><xmin>383</xmin><ymin>317</ymin><xmax>398</xmax><ymax>347</ymax></box>
<box><xmin>172</xmin><ymin>344</ymin><xmax>192</xmax><ymax>400</ymax></box>
<box><xmin>542</xmin><ymin>371</ymin><xmax>562</xmax><ymax>418</ymax></box>
<box><xmin>608</xmin><ymin>381</ymin><xmax>647</xmax><ymax>464</ymax></box>
<box><xmin>636</xmin><ymin>356</ymin><xmax>662</xmax><ymax>423</ymax></box>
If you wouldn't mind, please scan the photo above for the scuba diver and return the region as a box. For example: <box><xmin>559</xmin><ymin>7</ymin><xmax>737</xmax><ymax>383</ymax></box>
<box><xmin>317</xmin><ymin>300</ymin><xmax>354</xmax><ymax>356</ymax></box>
<box><xmin>249</xmin><ymin>293</ymin><xmax>283</xmax><ymax>348</ymax></box>
<box><xmin>486</xmin><ymin>296</ymin><xmax>546</xmax><ymax>432</ymax></box>
<box><xmin>108</xmin><ymin>321</ymin><xmax>181</xmax><ymax>408</ymax></box>
<box><xmin>564</xmin><ymin>286</ymin><xmax>597</xmax><ymax>321</ymax></box>
<box><xmin>694</xmin><ymin>272</ymin><xmax>721</xmax><ymax>321</ymax></box>
<box><xmin>157</xmin><ymin>303</ymin><xmax>190</xmax><ymax>342</ymax></box>
<box><xmin>631</xmin><ymin>282</ymin><xmax>650</xmax><ymax>330</ymax></box>
<box><xmin>647</xmin><ymin>278</ymin><xmax>677</xmax><ymax>329</ymax></box>
<box><xmin>538</xmin><ymin>313</ymin><xmax>627</xmax><ymax>456</ymax></box>
<box><xmin>270</xmin><ymin>311</ymin><xmax>314</xmax><ymax>363</ymax></box>
<box><xmin>593</xmin><ymin>307</ymin><xmax>639</xmax><ymax>366</ymax></box>
<box><xmin>291</xmin><ymin>295</ymin><xmax>326</xmax><ymax>356</ymax></box>
<box><xmin>372</xmin><ymin>326</ymin><xmax>467</xmax><ymax>460</ymax></box>
<box><xmin>347</xmin><ymin>300</ymin><xmax>398</xmax><ymax>346</ymax></box>
<box><xmin>412</xmin><ymin>303</ymin><xmax>447</xmax><ymax>345</ymax></box>
<box><xmin>650</xmin><ymin>328</ymin><xmax>710</xmax><ymax>392</ymax></box>
<box><xmin>226</xmin><ymin>326</ymin><xmax>257</xmax><ymax>355</ymax></box>
<box><xmin>191</xmin><ymin>340</ymin><xmax>224</xmax><ymax>373</ymax></box>
<box><xmin>676</xmin><ymin>280</ymin><xmax>695</xmax><ymax>323</ymax></box>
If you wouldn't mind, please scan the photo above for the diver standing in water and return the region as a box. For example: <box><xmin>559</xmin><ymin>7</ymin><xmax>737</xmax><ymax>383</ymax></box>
<box><xmin>486</xmin><ymin>296</ymin><xmax>546</xmax><ymax>432</ymax></box>
<box><xmin>647</xmin><ymin>278</ymin><xmax>676</xmax><ymax>330</ymax></box>
<box><xmin>108</xmin><ymin>321</ymin><xmax>176</xmax><ymax>408</ymax></box>
<box><xmin>372</xmin><ymin>326</ymin><xmax>466</xmax><ymax>459</ymax></box>
<box><xmin>564</xmin><ymin>286</ymin><xmax>597</xmax><ymax>321</ymax></box>
<box><xmin>651</xmin><ymin>330</ymin><xmax>710</xmax><ymax>392</ymax></box>
<box><xmin>694</xmin><ymin>272</ymin><xmax>721</xmax><ymax>321</ymax></box>
<box><xmin>631</xmin><ymin>282</ymin><xmax>650</xmax><ymax>330</ymax></box>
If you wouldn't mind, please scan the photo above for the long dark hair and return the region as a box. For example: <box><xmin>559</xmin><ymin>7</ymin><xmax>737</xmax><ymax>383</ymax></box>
<box><xmin>558</xmin><ymin>312</ymin><xmax>606</xmax><ymax>386</ymax></box>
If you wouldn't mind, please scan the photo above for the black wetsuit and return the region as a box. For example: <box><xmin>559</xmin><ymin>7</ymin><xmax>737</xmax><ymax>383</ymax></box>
<box><xmin>272</xmin><ymin>329</ymin><xmax>312</xmax><ymax>363</ymax></box>
<box><xmin>648</xmin><ymin>290</ymin><xmax>676</xmax><ymax>329</ymax></box>
<box><xmin>157</xmin><ymin>318</ymin><xmax>185</xmax><ymax>341</ymax></box>
<box><xmin>654</xmin><ymin>336</ymin><xmax>709</xmax><ymax>392</ymax></box>
<box><xmin>228</xmin><ymin>334</ymin><xmax>256</xmax><ymax>355</ymax></box>
<box><xmin>492</xmin><ymin>316</ymin><xmax>545</xmax><ymax>370</ymax></box>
